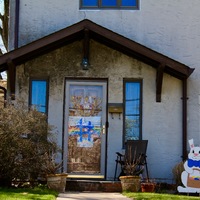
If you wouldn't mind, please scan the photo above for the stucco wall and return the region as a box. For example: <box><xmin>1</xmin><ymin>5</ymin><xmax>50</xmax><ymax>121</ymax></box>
<box><xmin>15</xmin><ymin>40</ymin><xmax>182</xmax><ymax>180</ymax></box>
<box><xmin>9</xmin><ymin>0</ymin><xmax>199</xmax><ymax>66</ymax></box>
<box><xmin>8</xmin><ymin>1</ymin><xmax>200</xmax><ymax>146</ymax></box>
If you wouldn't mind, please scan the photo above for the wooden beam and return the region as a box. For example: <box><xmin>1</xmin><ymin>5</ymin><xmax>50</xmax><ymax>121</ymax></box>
<box><xmin>81</xmin><ymin>29</ymin><xmax>90</xmax><ymax>69</ymax></box>
<box><xmin>156</xmin><ymin>63</ymin><xmax>165</xmax><ymax>102</ymax></box>
<box><xmin>7</xmin><ymin>59</ymin><xmax>16</xmax><ymax>100</ymax></box>
<box><xmin>83</xmin><ymin>28</ymin><xmax>89</xmax><ymax>59</ymax></box>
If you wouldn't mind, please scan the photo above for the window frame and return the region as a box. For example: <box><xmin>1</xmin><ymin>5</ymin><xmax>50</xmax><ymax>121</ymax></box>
<box><xmin>80</xmin><ymin>0</ymin><xmax>139</xmax><ymax>10</ymax></box>
<box><xmin>29</xmin><ymin>78</ymin><xmax>49</xmax><ymax>115</ymax></box>
<box><xmin>123</xmin><ymin>79</ymin><xmax>143</xmax><ymax>146</ymax></box>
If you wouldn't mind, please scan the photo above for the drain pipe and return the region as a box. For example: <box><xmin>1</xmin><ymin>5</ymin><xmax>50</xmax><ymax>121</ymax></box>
<box><xmin>182</xmin><ymin>78</ymin><xmax>188</xmax><ymax>161</ymax></box>
<box><xmin>14</xmin><ymin>0</ymin><xmax>20</xmax><ymax>48</ymax></box>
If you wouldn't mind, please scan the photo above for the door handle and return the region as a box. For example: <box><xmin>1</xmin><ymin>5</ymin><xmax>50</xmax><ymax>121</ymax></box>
<box><xmin>102</xmin><ymin>125</ymin><xmax>106</xmax><ymax>134</ymax></box>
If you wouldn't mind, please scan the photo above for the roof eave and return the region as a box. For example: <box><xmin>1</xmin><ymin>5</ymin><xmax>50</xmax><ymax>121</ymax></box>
<box><xmin>0</xmin><ymin>19</ymin><xmax>195</xmax><ymax>79</ymax></box>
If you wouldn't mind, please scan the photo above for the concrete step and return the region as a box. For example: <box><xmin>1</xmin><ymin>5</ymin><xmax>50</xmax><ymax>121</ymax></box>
<box><xmin>66</xmin><ymin>180</ymin><xmax>122</xmax><ymax>192</ymax></box>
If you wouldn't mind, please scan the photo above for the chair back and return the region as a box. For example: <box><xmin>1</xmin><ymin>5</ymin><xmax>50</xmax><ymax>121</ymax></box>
<box><xmin>125</xmin><ymin>140</ymin><xmax>148</xmax><ymax>164</ymax></box>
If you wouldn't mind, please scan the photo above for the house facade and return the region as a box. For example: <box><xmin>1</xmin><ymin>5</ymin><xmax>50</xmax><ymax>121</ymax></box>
<box><xmin>0</xmin><ymin>0</ymin><xmax>199</xmax><ymax>182</ymax></box>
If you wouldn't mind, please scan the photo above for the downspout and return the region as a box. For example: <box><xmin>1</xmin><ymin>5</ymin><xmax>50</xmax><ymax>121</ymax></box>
<box><xmin>182</xmin><ymin>78</ymin><xmax>188</xmax><ymax>161</ymax></box>
<box><xmin>14</xmin><ymin>0</ymin><xmax>20</xmax><ymax>48</ymax></box>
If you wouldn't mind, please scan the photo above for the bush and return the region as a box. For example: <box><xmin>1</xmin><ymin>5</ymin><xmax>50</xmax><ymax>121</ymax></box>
<box><xmin>0</xmin><ymin>101</ymin><xmax>58</xmax><ymax>186</ymax></box>
<box><xmin>172</xmin><ymin>161</ymin><xmax>184</xmax><ymax>187</ymax></box>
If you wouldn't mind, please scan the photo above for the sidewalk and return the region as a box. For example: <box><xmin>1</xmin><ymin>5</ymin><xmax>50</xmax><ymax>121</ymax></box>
<box><xmin>56</xmin><ymin>192</ymin><xmax>132</xmax><ymax>200</ymax></box>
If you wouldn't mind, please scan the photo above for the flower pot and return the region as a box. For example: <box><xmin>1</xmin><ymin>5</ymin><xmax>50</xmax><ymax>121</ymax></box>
<box><xmin>141</xmin><ymin>182</ymin><xmax>156</xmax><ymax>192</ymax></box>
<box><xmin>119</xmin><ymin>176</ymin><xmax>141</xmax><ymax>192</ymax></box>
<box><xmin>47</xmin><ymin>173</ymin><xmax>68</xmax><ymax>192</ymax></box>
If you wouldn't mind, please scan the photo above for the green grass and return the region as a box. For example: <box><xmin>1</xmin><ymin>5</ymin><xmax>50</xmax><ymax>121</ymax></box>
<box><xmin>0</xmin><ymin>186</ymin><xmax>58</xmax><ymax>200</ymax></box>
<box><xmin>123</xmin><ymin>192</ymin><xmax>200</xmax><ymax>200</ymax></box>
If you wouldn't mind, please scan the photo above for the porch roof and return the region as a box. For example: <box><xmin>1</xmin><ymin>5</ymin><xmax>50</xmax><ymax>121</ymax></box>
<box><xmin>0</xmin><ymin>19</ymin><xmax>194</xmax><ymax>79</ymax></box>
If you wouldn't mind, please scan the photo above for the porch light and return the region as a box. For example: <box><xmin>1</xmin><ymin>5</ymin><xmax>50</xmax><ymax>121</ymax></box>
<box><xmin>81</xmin><ymin>58</ymin><xmax>89</xmax><ymax>70</ymax></box>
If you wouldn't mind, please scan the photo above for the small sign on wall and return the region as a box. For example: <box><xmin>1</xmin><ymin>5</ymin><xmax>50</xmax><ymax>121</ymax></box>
<box><xmin>178</xmin><ymin>139</ymin><xmax>200</xmax><ymax>193</ymax></box>
<box><xmin>108</xmin><ymin>103</ymin><xmax>123</xmax><ymax>119</ymax></box>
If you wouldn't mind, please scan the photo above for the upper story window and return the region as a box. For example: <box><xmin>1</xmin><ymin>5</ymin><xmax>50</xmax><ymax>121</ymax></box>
<box><xmin>80</xmin><ymin>0</ymin><xmax>139</xmax><ymax>9</ymax></box>
<box><xmin>29</xmin><ymin>79</ymin><xmax>48</xmax><ymax>114</ymax></box>
<box><xmin>123</xmin><ymin>79</ymin><xmax>142</xmax><ymax>143</ymax></box>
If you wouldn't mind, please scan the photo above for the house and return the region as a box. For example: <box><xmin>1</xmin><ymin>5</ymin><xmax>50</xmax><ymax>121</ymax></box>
<box><xmin>0</xmin><ymin>0</ymin><xmax>199</xmax><ymax>182</ymax></box>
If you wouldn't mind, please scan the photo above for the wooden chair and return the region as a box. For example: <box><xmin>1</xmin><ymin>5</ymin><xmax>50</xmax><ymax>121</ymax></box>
<box><xmin>114</xmin><ymin>140</ymin><xmax>149</xmax><ymax>181</ymax></box>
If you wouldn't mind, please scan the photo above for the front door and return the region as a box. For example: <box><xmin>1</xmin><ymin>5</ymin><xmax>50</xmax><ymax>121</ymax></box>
<box><xmin>64</xmin><ymin>80</ymin><xmax>107</xmax><ymax>179</ymax></box>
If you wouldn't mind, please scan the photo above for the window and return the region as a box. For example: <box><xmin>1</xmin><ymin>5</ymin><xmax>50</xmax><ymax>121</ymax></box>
<box><xmin>29</xmin><ymin>79</ymin><xmax>48</xmax><ymax>113</ymax></box>
<box><xmin>123</xmin><ymin>79</ymin><xmax>142</xmax><ymax>143</ymax></box>
<box><xmin>80</xmin><ymin>0</ymin><xmax>139</xmax><ymax>9</ymax></box>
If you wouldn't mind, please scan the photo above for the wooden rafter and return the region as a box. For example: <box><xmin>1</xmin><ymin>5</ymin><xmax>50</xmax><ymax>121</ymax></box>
<box><xmin>7</xmin><ymin>59</ymin><xmax>16</xmax><ymax>100</ymax></box>
<box><xmin>83</xmin><ymin>28</ymin><xmax>90</xmax><ymax>60</ymax></box>
<box><xmin>81</xmin><ymin>28</ymin><xmax>90</xmax><ymax>69</ymax></box>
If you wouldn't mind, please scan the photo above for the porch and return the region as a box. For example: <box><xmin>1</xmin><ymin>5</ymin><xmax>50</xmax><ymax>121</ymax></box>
<box><xmin>65</xmin><ymin>179</ymin><xmax>175</xmax><ymax>192</ymax></box>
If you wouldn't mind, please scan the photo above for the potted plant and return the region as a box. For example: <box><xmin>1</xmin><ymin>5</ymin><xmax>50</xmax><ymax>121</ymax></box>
<box><xmin>42</xmin><ymin>151</ymin><xmax>68</xmax><ymax>193</ymax></box>
<box><xmin>141</xmin><ymin>179</ymin><xmax>156</xmax><ymax>192</ymax></box>
<box><xmin>119</xmin><ymin>154</ymin><xmax>144</xmax><ymax>192</ymax></box>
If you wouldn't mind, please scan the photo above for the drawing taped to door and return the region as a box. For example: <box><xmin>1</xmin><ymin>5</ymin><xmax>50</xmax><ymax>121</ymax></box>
<box><xmin>68</xmin><ymin>116</ymin><xmax>101</xmax><ymax>147</ymax></box>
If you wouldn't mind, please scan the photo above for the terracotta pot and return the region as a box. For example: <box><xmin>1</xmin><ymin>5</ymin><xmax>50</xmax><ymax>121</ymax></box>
<box><xmin>119</xmin><ymin>176</ymin><xmax>141</xmax><ymax>192</ymax></box>
<box><xmin>141</xmin><ymin>182</ymin><xmax>156</xmax><ymax>192</ymax></box>
<box><xmin>47</xmin><ymin>173</ymin><xmax>68</xmax><ymax>192</ymax></box>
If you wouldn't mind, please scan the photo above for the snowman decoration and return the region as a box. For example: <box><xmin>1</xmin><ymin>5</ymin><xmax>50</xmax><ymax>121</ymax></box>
<box><xmin>178</xmin><ymin>139</ymin><xmax>200</xmax><ymax>193</ymax></box>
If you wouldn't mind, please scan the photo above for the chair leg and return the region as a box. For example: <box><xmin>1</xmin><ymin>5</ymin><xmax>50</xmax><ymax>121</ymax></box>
<box><xmin>114</xmin><ymin>161</ymin><xmax>118</xmax><ymax>181</ymax></box>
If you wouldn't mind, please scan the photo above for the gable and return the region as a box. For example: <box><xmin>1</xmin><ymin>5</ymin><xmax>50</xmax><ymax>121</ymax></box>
<box><xmin>0</xmin><ymin>19</ymin><xmax>194</xmax><ymax>78</ymax></box>
<box><xmin>0</xmin><ymin>19</ymin><xmax>194</xmax><ymax>102</ymax></box>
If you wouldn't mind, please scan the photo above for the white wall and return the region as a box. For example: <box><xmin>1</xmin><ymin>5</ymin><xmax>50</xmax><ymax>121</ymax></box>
<box><xmin>10</xmin><ymin>0</ymin><xmax>200</xmax><ymax>180</ymax></box>
<box><xmin>14</xmin><ymin>41</ymin><xmax>183</xmax><ymax>180</ymax></box>
<box><xmin>11</xmin><ymin>0</ymin><xmax>199</xmax><ymax>66</ymax></box>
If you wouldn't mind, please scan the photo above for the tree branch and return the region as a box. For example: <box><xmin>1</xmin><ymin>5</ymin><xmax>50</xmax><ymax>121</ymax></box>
<box><xmin>0</xmin><ymin>27</ymin><xmax>2</xmax><ymax>36</ymax></box>
<box><xmin>0</xmin><ymin>13</ymin><xmax>3</xmax><ymax>21</ymax></box>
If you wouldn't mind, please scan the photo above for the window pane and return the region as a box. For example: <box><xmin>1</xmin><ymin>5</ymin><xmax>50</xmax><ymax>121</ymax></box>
<box><xmin>125</xmin><ymin>82</ymin><xmax>140</xmax><ymax>115</ymax></box>
<box><xmin>122</xmin><ymin>0</ymin><xmax>137</xmax><ymax>6</ymax></box>
<box><xmin>125</xmin><ymin>115</ymin><xmax>140</xmax><ymax>140</ymax></box>
<box><xmin>102</xmin><ymin>0</ymin><xmax>117</xmax><ymax>6</ymax></box>
<box><xmin>125</xmin><ymin>81</ymin><xmax>141</xmax><ymax>142</ymax></box>
<box><xmin>126</xmin><ymin>82</ymin><xmax>140</xmax><ymax>100</ymax></box>
<box><xmin>31</xmin><ymin>80</ymin><xmax>47</xmax><ymax>113</ymax></box>
<box><xmin>126</xmin><ymin>100</ymin><xmax>139</xmax><ymax>115</ymax></box>
<box><xmin>82</xmin><ymin>0</ymin><xmax>98</xmax><ymax>6</ymax></box>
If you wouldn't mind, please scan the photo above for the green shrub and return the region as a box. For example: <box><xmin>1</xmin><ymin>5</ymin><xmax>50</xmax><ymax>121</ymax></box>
<box><xmin>0</xmin><ymin>101</ymin><xmax>58</xmax><ymax>186</ymax></box>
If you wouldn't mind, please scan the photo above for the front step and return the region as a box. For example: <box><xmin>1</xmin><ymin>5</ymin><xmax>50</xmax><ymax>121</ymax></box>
<box><xmin>66</xmin><ymin>180</ymin><xmax>122</xmax><ymax>192</ymax></box>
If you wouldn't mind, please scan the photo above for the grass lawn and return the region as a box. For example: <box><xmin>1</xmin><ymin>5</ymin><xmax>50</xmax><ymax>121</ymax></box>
<box><xmin>123</xmin><ymin>192</ymin><xmax>200</xmax><ymax>200</ymax></box>
<box><xmin>0</xmin><ymin>186</ymin><xmax>58</xmax><ymax>200</ymax></box>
